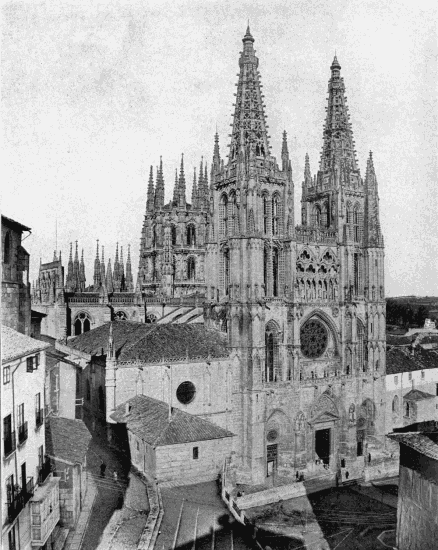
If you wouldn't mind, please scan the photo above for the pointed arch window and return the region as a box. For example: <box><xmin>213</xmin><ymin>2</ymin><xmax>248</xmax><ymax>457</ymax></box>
<box><xmin>263</xmin><ymin>195</ymin><xmax>269</xmax><ymax>234</ymax></box>
<box><xmin>272</xmin><ymin>248</ymin><xmax>279</xmax><ymax>297</ymax></box>
<box><xmin>220</xmin><ymin>194</ymin><xmax>228</xmax><ymax>238</ymax></box>
<box><xmin>263</xmin><ymin>247</ymin><xmax>268</xmax><ymax>296</ymax></box>
<box><xmin>171</xmin><ymin>226</ymin><xmax>177</xmax><ymax>246</ymax></box>
<box><xmin>223</xmin><ymin>249</ymin><xmax>230</xmax><ymax>295</ymax></box>
<box><xmin>187</xmin><ymin>225</ymin><xmax>196</xmax><ymax>246</ymax></box>
<box><xmin>357</xmin><ymin>321</ymin><xmax>365</xmax><ymax>372</ymax></box>
<box><xmin>392</xmin><ymin>395</ymin><xmax>399</xmax><ymax>414</ymax></box>
<box><xmin>313</xmin><ymin>205</ymin><xmax>321</xmax><ymax>227</ymax></box>
<box><xmin>265</xmin><ymin>324</ymin><xmax>279</xmax><ymax>382</ymax></box>
<box><xmin>228</xmin><ymin>192</ymin><xmax>237</xmax><ymax>235</ymax></box>
<box><xmin>272</xmin><ymin>195</ymin><xmax>280</xmax><ymax>236</ymax></box>
<box><xmin>353</xmin><ymin>206</ymin><xmax>361</xmax><ymax>242</ymax></box>
<box><xmin>3</xmin><ymin>231</ymin><xmax>11</xmax><ymax>264</ymax></box>
<box><xmin>74</xmin><ymin>312</ymin><xmax>92</xmax><ymax>335</ymax></box>
<box><xmin>187</xmin><ymin>257</ymin><xmax>196</xmax><ymax>280</ymax></box>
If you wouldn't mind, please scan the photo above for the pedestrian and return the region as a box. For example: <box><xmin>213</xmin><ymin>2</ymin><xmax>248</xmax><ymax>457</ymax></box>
<box><xmin>113</xmin><ymin>471</ymin><xmax>118</xmax><ymax>482</ymax></box>
<box><xmin>100</xmin><ymin>461</ymin><xmax>106</xmax><ymax>478</ymax></box>
<box><xmin>368</xmin><ymin>452</ymin><xmax>372</xmax><ymax>463</ymax></box>
<box><xmin>345</xmin><ymin>470</ymin><xmax>349</xmax><ymax>480</ymax></box>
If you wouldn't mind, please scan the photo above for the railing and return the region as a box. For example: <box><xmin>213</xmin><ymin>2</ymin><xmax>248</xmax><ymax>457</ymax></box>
<box><xmin>38</xmin><ymin>459</ymin><xmax>52</xmax><ymax>484</ymax></box>
<box><xmin>4</xmin><ymin>431</ymin><xmax>16</xmax><ymax>458</ymax></box>
<box><xmin>18</xmin><ymin>422</ymin><xmax>28</xmax><ymax>445</ymax></box>
<box><xmin>7</xmin><ymin>477</ymin><xmax>34</xmax><ymax>523</ymax></box>
<box><xmin>35</xmin><ymin>409</ymin><xmax>44</xmax><ymax>428</ymax></box>
<box><xmin>68</xmin><ymin>296</ymin><xmax>99</xmax><ymax>304</ymax></box>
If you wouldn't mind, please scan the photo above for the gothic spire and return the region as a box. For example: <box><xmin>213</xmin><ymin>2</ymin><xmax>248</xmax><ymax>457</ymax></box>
<box><xmin>178</xmin><ymin>154</ymin><xmax>186</xmax><ymax>208</ymax></box>
<box><xmin>106</xmin><ymin>258</ymin><xmax>114</xmax><ymax>293</ymax></box>
<box><xmin>79</xmin><ymin>249</ymin><xmax>86</xmax><ymax>290</ymax></box>
<box><xmin>319</xmin><ymin>55</ymin><xmax>358</xmax><ymax>176</ymax></box>
<box><xmin>228</xmin><ymin>26</ymin><xmax>270</xmax><ymax>166</ymax></box>
<box><xmin>191</xmin><ymin>167</ymin><xmax>198</xmax><ymax>208</ymax></box>
<box><xmin>173</xmin><ymin>169</ymin><xmax>178</xmax><ymax>205</ymax></box>
<box><xmin>93</xmin><ymin>240</ymin><xmax>101</xmax><ymax>290</ymax></box>
<box><xmin>364</xmin><ymin>152</ymin><xmax>384</xmax><ymax>247</ymax></box>
<box><xmin>281</xmin><ymin>130</ymin><xmax>290</xmax><ymax>172</ymax></box>
<box><xmin>113</xmin><ymin>243</ymin><xmax>120</xmax><ymax>292</ymax></box>
<box><xmin>146</xmin><ymin>165</ymin><xmax>155</xmax><ymax>212</ymax></box>
<box><xmin>213</xmin><ymin>132</ymin><xmax>220</xmax><ymax>172</ymax></box>
<box><xmin>154</xmin><ymin>157</ymin><xmax>165</xmax><ymax>210</ymax></box>
<box><xmin>100</xmin><ymin>245</ymin><xmax>106</xmax><ymax>284</ymax></box>
<box><xmin>73</xmin><ymin>241</ymin><xmax>80</xmax><ymax>291</ymax></box>
<box><xmin>120</xmin><ymin>246</ymin><xmax>125</xmax><ymax>291</ymax></box>
<box><xmin>125</xmin><ymin>245</ymin><xmax>134</xmax><ymax>292</ymax></box>
<box><xmin>304</xmin><ymin>153</ymin><xmax>312</xmax><ymax>187</ymax></box>
<box><xmin>66</xmin><ymin>242</ymin><xmax>73</xmax><ymax>290</ymax></box>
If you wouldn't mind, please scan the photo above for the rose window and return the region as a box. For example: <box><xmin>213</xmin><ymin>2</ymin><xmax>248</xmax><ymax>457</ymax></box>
<box><xmin>300</xmin><ymin>319</ymin><xmax>328</xmax><ymax>358</ymax></box>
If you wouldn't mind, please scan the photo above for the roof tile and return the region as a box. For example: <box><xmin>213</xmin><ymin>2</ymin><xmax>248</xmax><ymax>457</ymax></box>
<box><xmin>45</xmin><ymin>416</ymin><xmax>92</xmax><ymax>464</ymax></box>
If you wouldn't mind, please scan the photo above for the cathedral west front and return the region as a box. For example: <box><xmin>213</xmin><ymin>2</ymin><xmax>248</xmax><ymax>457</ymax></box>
<box><xmin>34</xmin><ymin>27</ymin><xmax>387</xmax><ymax>485</ymax></box>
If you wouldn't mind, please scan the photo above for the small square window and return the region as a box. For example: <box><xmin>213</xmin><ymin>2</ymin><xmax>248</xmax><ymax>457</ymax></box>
<box><xmin>421</xmin><ymin>371</ymin><xmax>425</xmax><ymax>379</ymax></box>
<box><xmin>408</xmin><ymin>373</ymin><xmax>412</xmax><ymax>381</ymax></box>
<box><xmin>3</xmin><ymin>366</ymin><xmax>10</xmax><ymax>384</ymax></box>
<box><xmin>27</xmin><ymin>357</ymin><xmax>34</xmax><ymax>372</ymax></box>
<box><xmin>192</xmin><ymin>447</ymin><xmax>199</xmax><ymax>460</ymax></box>
<box><xmin>394</xmin><ymin>376</ymin><xmax>398</xmax><ymax>385</ymax></box>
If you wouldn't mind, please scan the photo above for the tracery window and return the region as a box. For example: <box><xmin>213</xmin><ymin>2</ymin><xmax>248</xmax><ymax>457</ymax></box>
<box><xmin>357</xmin><ymin>321</ymin><xmax>365</xmax><ymax>371</ymax></box>
<box><xmin>223</xmin><ymin>249</ymin><xmax>230</xmax><ymax>295</ymax></box>
<box><xmin>3</xmin><ymin>231</ymin><xmax>11</xmax><ymax>264</ymax></box>
<box><xmin>187</xmin><ymin>225</ymin><xmax>196</xmax><ymax>246</ymax></box>
<box><xmin>265</xmin><ymin>323</ymin><xmax>279</xmax><ymax>382</ymax></box>
<box><xmin>263</xmin><ymin>247</ymin><xmax>268</xmax><ymax>295</ymax></box>
<box><xmin>228</xmin><ymin>192</ymin><xmax>237</xmax><ymax>235</ymax></box>
<box><xmin>220</xmin><ymin>194</ymin><xmax>228</xmax><ymax>237</ymax></box>
<box><xmin>313</xmin><ymin>205</ymin><xmax>321</xmax><ymax>227</ymax></box>
<box><xmin>74</xmin><ymin>312</ymin><xmax>91</xmax><ymax>335</ymax></box>
<box><xmin>145</xmin><ymin>313</ymin><xmax>157</xmax><ymax>323</ymax></box>
<box><xmin>114</xmin><ymin>311</ymin><xmax>127</xmax><ymax>320</ymax></box>
<box><xmin>171</xmin><ymin>226</ymin><xmax>177</xmax><ymax>246</ymax></box>
<box><xmin>353</xmin><ymin>206</ymin><xmax>361</xmax><ymax>242</ymax></box>
<box><xmin>272</xmin><ymin>248</ymin><xmax>279</xmax><ymax>297</ymax></box>
<box><xmin>263</xmin><ymin>195</ymin><xmax>269</xmax><ymax>234</ymax></box>
<box><xmin>187</xmin><ymin>257</ymin><xmax>196</xmax><ymax>280</ymax></box>
<box><xmin>300</xmin><ymin>319</ymin><xmax>328</xmax><ymax>359</ymax></box>
<box><xmin>272</xmin><ymin>195</ymin><xmax>280</xmax><ymax>236</ymax></box>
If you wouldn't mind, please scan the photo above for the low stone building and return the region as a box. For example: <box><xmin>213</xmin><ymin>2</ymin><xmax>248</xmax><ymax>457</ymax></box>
<box><xmin>385</xmin><ymin>345</ymin><xmax>438</xmax><ymax>432</ymax></box>
<box><xmin>45</xmin><ymin>416</ymin><xmax>92</xmax><ymax>527</ymax></box>
<box><xmin>388</xmin><ymin>429</ymin><xmax>438</xmax><ymax>549</ymax></box>
<box><xmin>111</xmin><ymin>395</ymin><xmax>234</xmax><ymax>484</ymax></box>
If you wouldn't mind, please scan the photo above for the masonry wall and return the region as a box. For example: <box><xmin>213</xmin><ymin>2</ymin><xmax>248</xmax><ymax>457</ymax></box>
<box><xmin>386</xmin><ymin>368</ymin><xmax>438</xmax><ymax>431</ymax></box>
<box><xmin>53</xmin><ymin>459</ymin><xmax>83</xmax><ymax>527</ymax></box>
<box><xmin>155</xmin><ymin>437</ymin><xmax>234</xmax><ymax>484</ymax></box>
<box><xmin>397</xmin><ymin>458</ymin><xmax>438</xmax><ymax>549</ymax></box>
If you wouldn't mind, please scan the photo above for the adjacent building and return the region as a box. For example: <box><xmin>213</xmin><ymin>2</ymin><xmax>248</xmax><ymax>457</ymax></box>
<box><xmin>1</xmin><ymin>325</ymin><xmax>60</xmax><ymax>550</ymax></box>
<box><xmin>111</xmin><ymin>395</ymin><xmax>234</xmax><ymax>484</ymax></box>
<box><xmin>388</xmin><ymin>429</ymin><xmax>438</xmax><ymax>549</ymax></box>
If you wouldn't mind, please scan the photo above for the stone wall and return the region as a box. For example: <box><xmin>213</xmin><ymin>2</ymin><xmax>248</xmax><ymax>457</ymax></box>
<box><xmin>397</xmin><ymin>464</ymin><xmax>438</xmax><ymax>549</ymax></box>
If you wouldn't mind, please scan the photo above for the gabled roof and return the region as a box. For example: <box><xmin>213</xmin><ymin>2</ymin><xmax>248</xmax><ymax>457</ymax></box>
<box><xmin>2</xmin><ymin>325</ymin><xmax>50</xmax><ymax>364</ymax></box>
<box><xmin>66</xmin><ymin>321</ymin><xmax>229</xmax><ymax>363</ymax></box>
<box><xmin>45</xmin><ymin>416</ymin><xmax>92</xmax><ymax>465</ymax></box>
<box><xmin>1</xmin><ymin>215</ymin><xmax>31</xmax><ymax>232</ymax></box>
<box><xmin>386</xmin><ymin>346</ymin><xmax>438</xmax><ymax>375</ymax></box>
<box><xmin>403</xmin><ymin>389</ymin><xmax>436</xmax><ymax>401</ymax></box>
<box><xmin>388</xmin><ymin>432</ymin><xmax>438</xmax><ymax>461</ymax></box>
<box><xmin>111</xmin><ymin>395</ymin><xmax>234</xmax><ymax>447</ymax></box>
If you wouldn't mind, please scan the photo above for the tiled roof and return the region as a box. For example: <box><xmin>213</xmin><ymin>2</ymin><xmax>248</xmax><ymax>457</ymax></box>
<box><xmin>111</xmin><ymin>395</ymin><xmax>234</xmax><ymax>446</ymax></box>
<box><xmin>2</xmin><ymin>325</ymin><xmax>50</xmax><ymax>363</ymax></box>
<box><xmin>403</xmin><ymin>389</ymin><xmax>436</xmax><ymax>401</ymax></box>
<box><xmin>1</xmin><ymin>215</ymin><xmax>31</xmax><ymax>232</ymax></box>
<box><xmin>388</xmin><ymin>432</ymin><xmax>438</xmax><ymax>461</ymax></box>
<box><xmin>386</xmin><ymin>346</ymin><xmax>438</xmax><ymax>375</ymax></box>
<box><xmin>66</xmin><ymin>321</ymin><xmax>229</xmax><ymax>363</ymax></box>
<box><xmin>45</xmin><ymin>416</ymin><xmax>92</xmax><ymax>464</ymax></box>
<box><xmin>46</xmin><ymin>350</ymin><xmax>79</xmax><ymax>370</ymax></box>
<box><xmin>386</xmin><ymin>334</ymin><xmax>414</xmax><ymax>346</ymax></box>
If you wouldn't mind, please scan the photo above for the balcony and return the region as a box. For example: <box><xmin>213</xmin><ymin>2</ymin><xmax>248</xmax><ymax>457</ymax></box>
<box><xmin>30</xmin><ymin>476</ymin><xmax>60</xmax><ymax>547</ymax></box>
<box><xmin>18</xmin><ymin>422</ymin><xmax>28</xmax><ymax>445</ymax></box>
<box><xmin>35</xmin><ymin>409</ymin><xmax>44</xmax><ymax>429</ymax></box>
<box><xmin>38</xmin><ymin>458</ymin><xmax>52</xmax><ymax>485</ymax></box>
<box><xmin>7</xmin><ymin>477</ymin><xmax>34</xmax><ymax>524</ymax></box>
<box><xmin>4</xmin><ymin>431</ymin><xmax>16</xmax><ymax>459</ymax></box>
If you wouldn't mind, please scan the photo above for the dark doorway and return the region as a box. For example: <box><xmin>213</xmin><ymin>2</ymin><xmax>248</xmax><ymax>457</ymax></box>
<box><xmin>315</xmin><ymin>428</ymin><xmax>331</xmax><ymax>464</ymax></box>
<box><xmin>266</xmin><ymin>443</ymin><xmax>278</xmax><ymax>477</ymax></box>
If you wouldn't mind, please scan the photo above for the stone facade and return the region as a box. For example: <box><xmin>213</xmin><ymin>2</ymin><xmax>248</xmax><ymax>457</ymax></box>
<box><xmin>36</xmin><ymin>27</ymin><xmax>387</xmax><ymax>487</ymax></box>
<box><xmin>2</xmin><ymin>215</ymin><xmax>32</xmax><ymax>335</ymax></box>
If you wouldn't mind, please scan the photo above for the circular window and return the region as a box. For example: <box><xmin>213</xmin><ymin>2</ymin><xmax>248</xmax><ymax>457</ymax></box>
<box><xmin>176</xmin><ymin>381</ymin><xmax>196</xmax><ymax>405</ymax></box>
<box><xmin>266</xmin><ymin>429</ymin><xmax>279</xmax><ymax>442</ymax></box>
<box><xmin>300</xmin><ymin>319</ymin><xmax>328</xmax><ymax>359</ymax></box>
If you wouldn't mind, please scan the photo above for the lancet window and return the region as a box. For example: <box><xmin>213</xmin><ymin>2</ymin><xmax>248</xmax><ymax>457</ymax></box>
<box><xmin>272</xmin><ymin>248</ymin><xmax>279</xmax><ymax>297</ymax></box>
<box><xmin>223</xmin><ymin>249</ymin><xmax>230</xmax><ymax>295</ymax></box>
<box><xmin>187</xmin><ymin>225</ymin><xmax>196</xmax><ymax>246</ymax></box>
<box><xmin>263</xmin><ymin>195</ymin><xmax>269</xmax><ymax>234</ymax></box>
<box><xmin>74</xmin><ymin>312</ymin><xmax>91</xmax><ymax>336</ymax></box>
<box><xmin>272</xmin><ymin>195</ymin><xmax>280</xmax><ymax>236</ymax></box>
<box><xmin>228</xmin><ymin>192</ymin><xmax>237</xmax><ymax>235</ymax></box>
<box><xmin>187</xmin><ymin>257</ymin><xmax>196</xmax><ymax>280</ymax></box>
<box><xmin>265</xmin><ymin>322</ymin><xmax>280</xmax><ymax>382</ymax></box>
<box><xmin>171</xmin><ymin>226</ymin><xmax>177</xmax><ymax>246</ymax></box>
<box><xmin>219</xmin><ymin>194</ymin><xmax>228</xmax><ymax>238</ymax></box>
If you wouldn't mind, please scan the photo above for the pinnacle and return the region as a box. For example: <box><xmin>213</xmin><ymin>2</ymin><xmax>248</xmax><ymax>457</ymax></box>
<box><xmin>331</xmin><ymin>54</ymin><xmax>341</xmax><ymax>70</ymax></box>
<box><xmin>243</xmin><ymin>24</ymin><xmax>254</xmax><ymax>43</ymax></box>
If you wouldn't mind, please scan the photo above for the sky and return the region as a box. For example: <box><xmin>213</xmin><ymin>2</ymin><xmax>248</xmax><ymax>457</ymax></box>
<box><xmin>2</xmin><ymin>0</ymin><xmax>437</xmax><ymax>297</ymax></box>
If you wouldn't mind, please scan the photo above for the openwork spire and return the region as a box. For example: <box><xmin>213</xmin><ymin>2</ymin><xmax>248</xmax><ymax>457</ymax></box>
<box><xmin>106</xmin><ymin>258</ymin><xmax>114</xmax><ymax>293</ymax></box>
<box><xmin>93</xmin><ymin>240</ymin><xmax>101</xmax><ymax>290</ymax></box>
<box><xmin>319</xmin><ymin>56</ymin><xmax>358</xmax><ymax>175</ymax></box>
<box><xmin>125</xmin><ymin>244</ymin><xmax>134</xmax><ymax>292</ymax></box>
<box><xmin>154</xmin><ymin>157</ymin><xmax>165</xmax><ymax>210</ymax></box>
<box><xmin>178</xmin><ymin>154</ymin><xmax>186</xmax><ymax>207</ymax></box>
<box><xmin>79</xmin><ymin>249</ymin><xmax>86</xmax><ymax>290</ymax></box>
<box><xmin>120</xmin><ymin>246</ymin><xmax>125</xmax><ymax>291</ymax></box>
<box><xmin>364</xmin><ymin>152</ymin><xmax>384</xmax><ymax>247</ymax></box>
<box><xmin>100</xmin><ymin>245</ymin><xmax>106</xmax><ymax>286</ymax></box>
<box><xmin>304</xmin><ymin>153</ymin><xmax>312</xmax><ymax>186</ymax></box>
<box><xmin>228</xmin><ymin>26</ymin><xmax>270</xmax><ymax>164</ymax></box>
<box><xmin>146</xmin><ymin>165</ymin><xmax>155</xmax><ymax>212</ymax></box>
<box><xmin>66</xmin><ymin>242</ymin><xmax>74</xmax><ymax>290</ymax></box>
<box><xmin>281</xmin><ymin>130</ymin><xmax>290</xmax><ymax>171</ymax></box>
<box><xmin>173</xmin><ymin>169</ymin><xmax>178</xmax><ymax>205</ymax></box>
<box><xmin>191</xmin><ymin>168</ymin><xmax>198</xmax><ymax>208</ymax></box>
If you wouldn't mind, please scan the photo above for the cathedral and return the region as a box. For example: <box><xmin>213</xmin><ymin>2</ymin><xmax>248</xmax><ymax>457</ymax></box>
<box><xmin>33</xmin><ymin>27</ymin><xmax>387</xmax><ymax>484</ymax></box>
